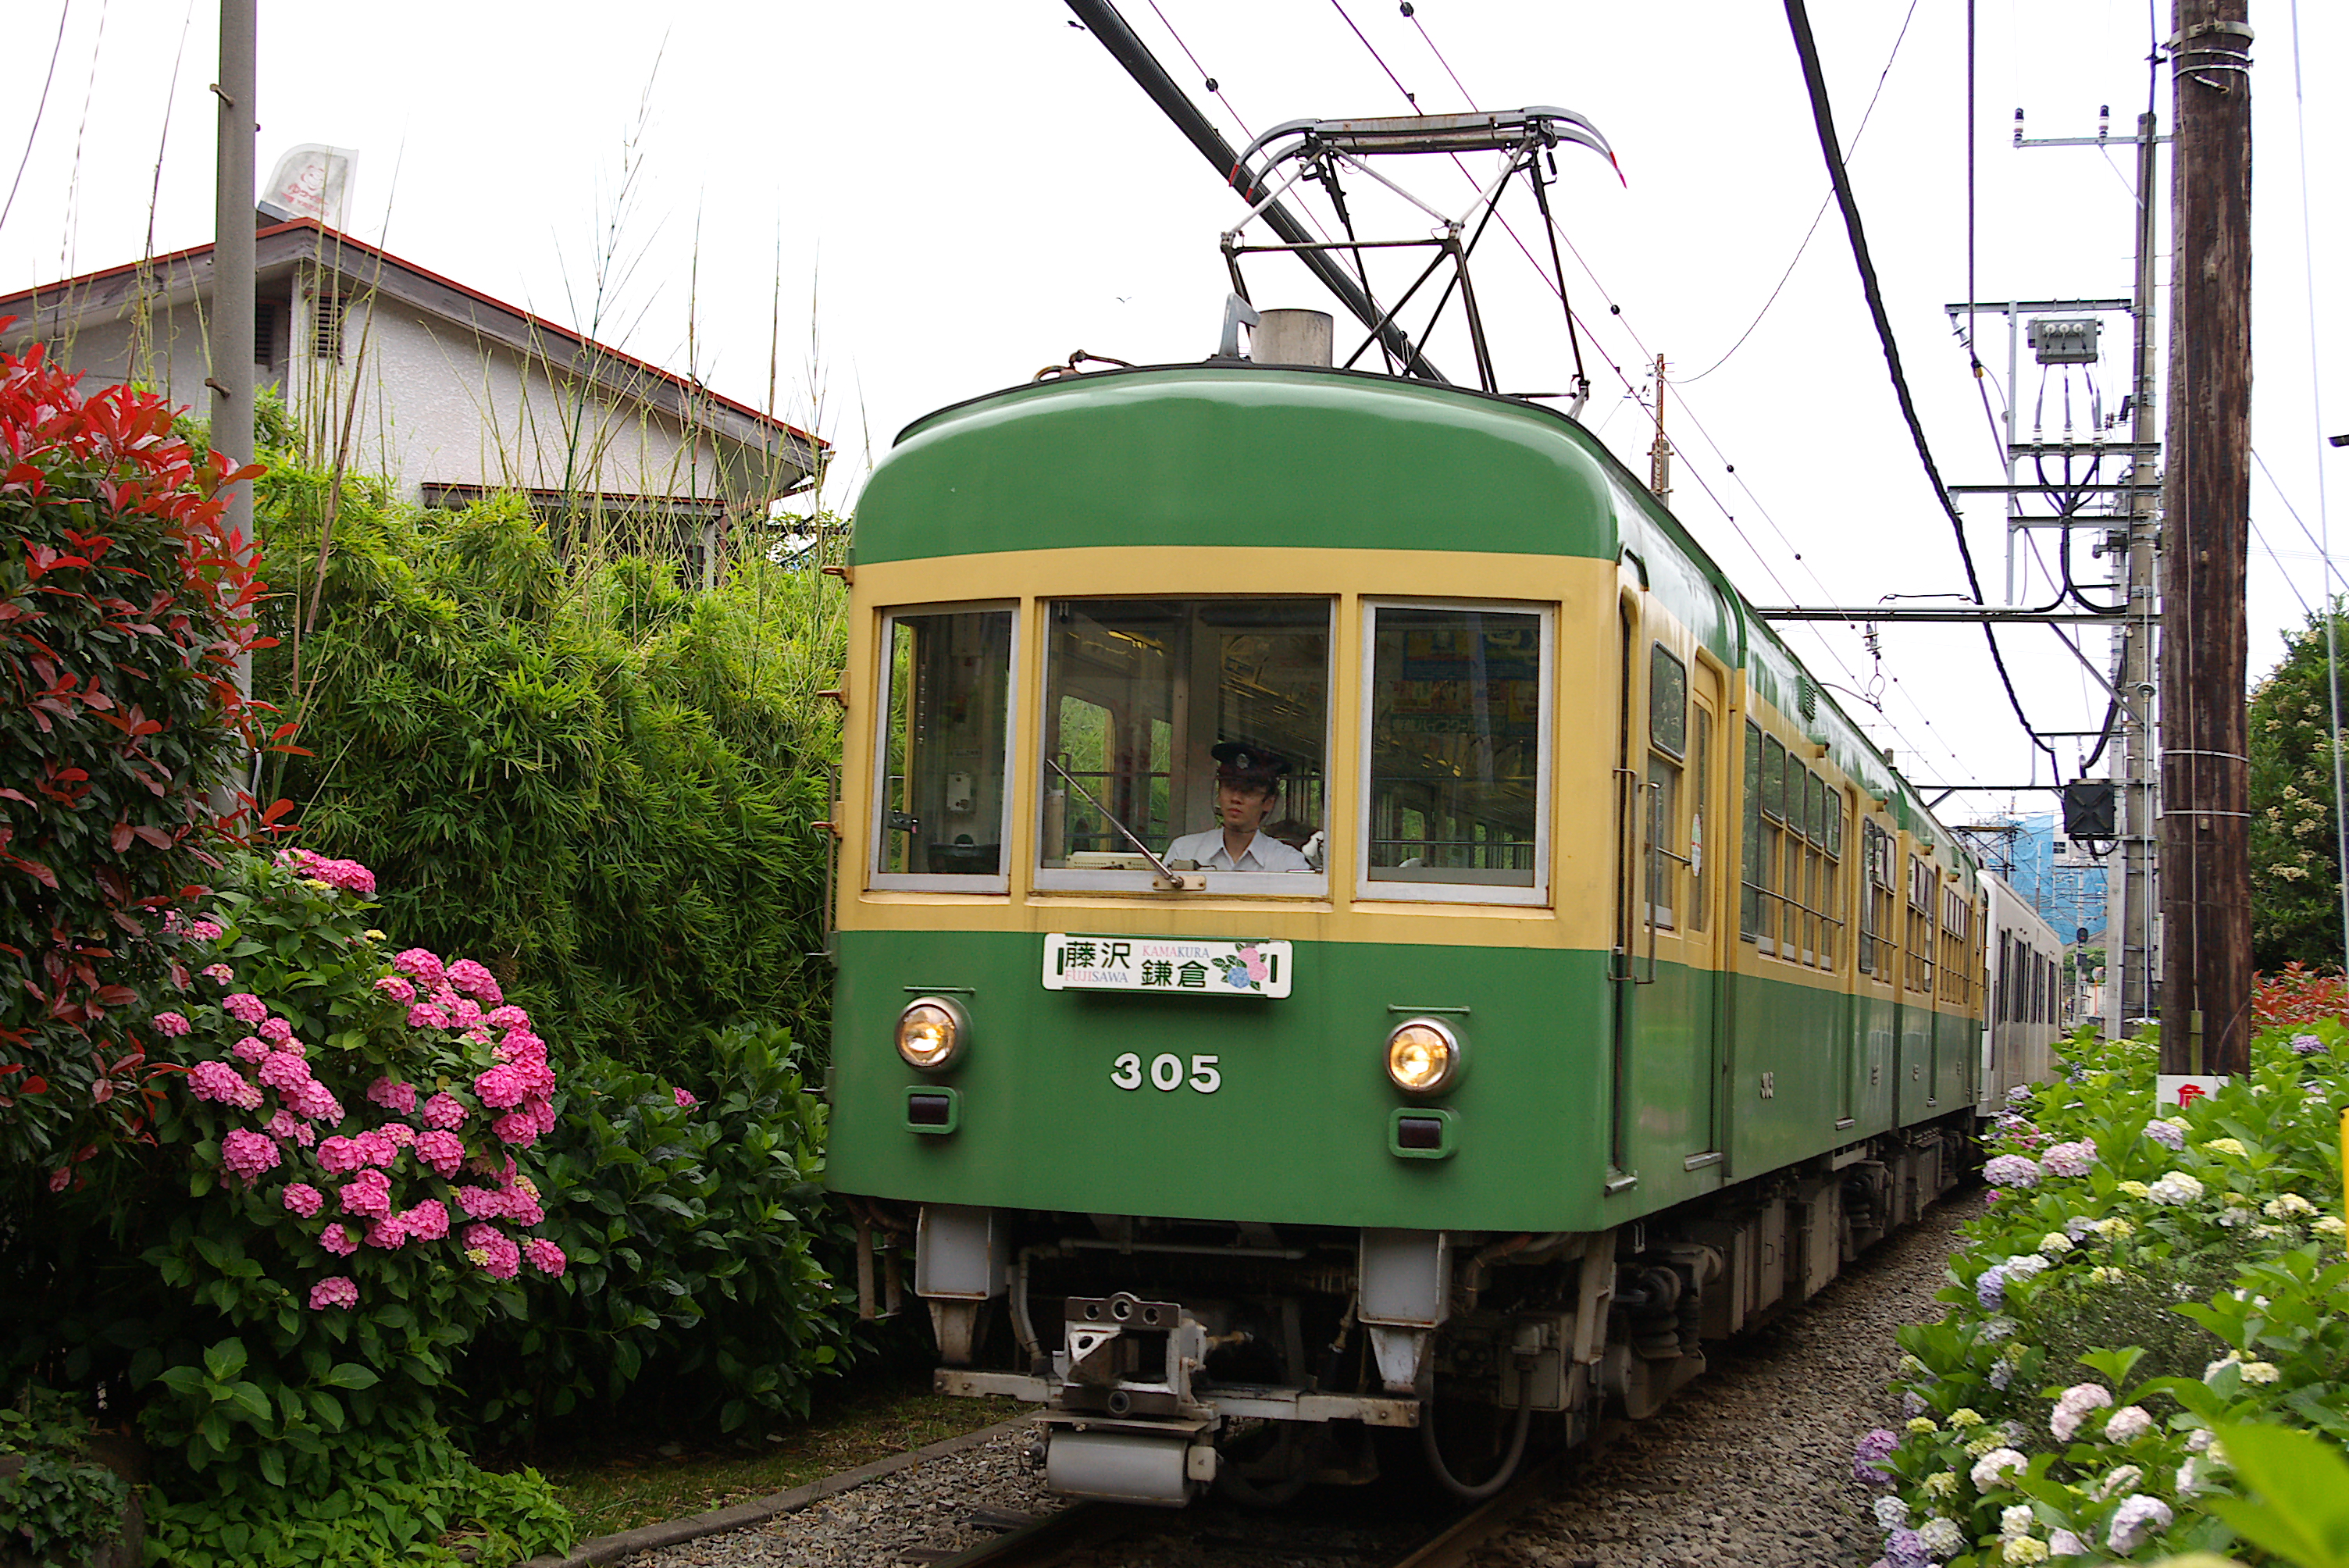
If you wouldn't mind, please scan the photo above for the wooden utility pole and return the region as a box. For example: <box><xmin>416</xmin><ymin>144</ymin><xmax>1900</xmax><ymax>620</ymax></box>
<box><xmin>2158</xmin><ymin>0</ymin><xmax>2254</xmax><ymax>1077</ymax></box>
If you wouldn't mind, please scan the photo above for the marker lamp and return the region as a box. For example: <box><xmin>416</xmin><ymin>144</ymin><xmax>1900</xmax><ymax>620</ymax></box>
<box><xmin>896</xmin><ymin>997</ymin><xmax>969</xmax><ymax>1071</ymax></box>
<box><xmin>1385</xmin><ymin>1017</ymin><xmax>1463</xmax><ymax>1096</ymax></box>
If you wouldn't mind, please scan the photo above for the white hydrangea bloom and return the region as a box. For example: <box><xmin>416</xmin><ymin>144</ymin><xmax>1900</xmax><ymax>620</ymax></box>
<box><xmin>2104</xmin><ymin>1406</ymin><xmax>2155</xmax><ymax>1443</ymax></box>
<box><xmin>1875</xmin><ymin>1495</ymin><xmax>1910</xmax><ymax>1530</ymax></box>
<box><xmin>1972</xmin><ymin>1448</ymin><xmax>2030</xmax><ymax>1490</ymax></box>
<box><xmin>2001</xmin><ymin>1503</ymin><xmax>2037</xmax><ymax>1539</ymax></box>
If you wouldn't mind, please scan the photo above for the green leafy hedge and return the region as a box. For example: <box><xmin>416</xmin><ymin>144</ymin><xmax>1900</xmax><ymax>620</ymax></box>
<box><xmin>251</xmin><ymin>464</ymin><xmax>846</xmax><ymax>1077</ymax></box>
<box><xmin>1855</xmin><ymin>1019</ymin><xmax>2349</xmax><ymax>1566</ymax></box>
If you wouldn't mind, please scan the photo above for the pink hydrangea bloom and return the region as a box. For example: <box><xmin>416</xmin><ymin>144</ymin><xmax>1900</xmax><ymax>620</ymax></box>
<box><xmin>393</xmin><ymin>948</ymin><xmax>447</xmax><ymax>989</ymax></box>
<box><xmin>308</xmin><ymin>1277</ymin><xmax>359</xmax><ymax>1310</ymax></box>
<box><xmin>152</xmin><ymin>1011</ymin><xmax>191</xmax><ymax>1037</ymax></box>
<box><xmin>223</xmin><ymin>992</ymin><xmax>269</xmax><ymax>1024</ymax></box>
<box><xmin>256</xmin><ymin>1052</ymin><xmax>312</xmax><ymax>1094</ymax></box>
<box><xmin>525</xmin><ymin>1238</ymin><xmax>567</xmax><ymax>1277</ymax></box>
<box><xmin>319</xmin><ymin>1224</ymin><xmax>358</xmax><ymax>1256</ymax></box>
<box><xmin>407</xmin><ymin>1003</ymin><xmax>451</xmax><ymax>1030</ymax></box>
<box><xmin>491</xmin><ymin>1110</ymin><xmax>541</xmax><ymax>1146</ymax></box>
<box><xmin>266</xmin><ymin>1108</ymin><xmax>303</xmax><ymax>1142</ymax></box>
<box><xmin>315</xmin><ymin>1136</ymin><xmax>362</xmax><ymax>1174</ymax></box>
<box><xmin>447</xmin><ymin>997</ymin><xmax>484</xmax><ymax>1028</ymax></box>
<box><xmin>503</xmin><ymin>1184</ymin><xmax>545</xmax><ymax>1227</ymax></box>
<box><xmin>365</xmin><ymin>1076</ymin><xmax>419</xmax><ymax>1114</ymax></box>
<box><xmin>188</xmin><ymin>1060</ymin><xmax>262</xmax><ymax>1110</ymax></box>
<box><xmin>231</xmin><ymin>1035</ymin><xmax>270</xmax><ymax>1064</ymax></box>
<box><xmin>221</xmin><ymin>1128</ymin><xmax>280</xmax><ymax>1181</ymax></box>
<box><xmin>456</xmin><ymin>1185</ymin><xmax>504</xmax><ymax>1220</ymax></box>
<box><xmin>350</xmin><ymin>1130</ymin><xmax>398</xmax><ymax>1167</ymax></box>
<box><xmin>420</xmin><ymin>1093</ymin><xmax>467</xmax><ymax>1130</ymax></box>
<box><xmin>284</xmin><ymin>849</ymin><xmax>378</xmax><ymax>896</ymax></box>
<box><xmin>380</xmin><ymin>1121</ymin><xmax>415</xmax><ymax>1149</ymax></box>
<box><xmin>285</xmin><ymin>1080</ymin><xmax>344</xmax><ymax>1124</ymax></box>
<box><xmin>184</xmin><ymin>918</ymin><xmax>225</xmax><ymax>942</ymax></box>
<box><xmin>415</xmin><ymin>1129</ymin><xmax>466</xmax><ymax>1176</ymax></box>
<box><xmin>446</xmin><ymin>959</ymin><xmax>504</xmax><ymax>1005</ymax></box>
<box><xmin>282</xmin><ymin>1182</ymin><xmax>324</xmax><ymax>1217</ymax></box>
<box><xmin>201</xmin><ymin>963</ymin><xmax>234</xmax><ymax>985</ymax></box>
<box><xmin>674</xmin><ymin>1087</ymin><xmax>697</xmax><ymax>1108</ymax></box>
<box><xmin>462</xmin><ymin>1224</ymin><xmax>522</xmax><ymax>1281</ymax></box>
<box><xmin>485</xmin><ymin>1005</ymin><xmax>531</xmax><ymax>1031</ymax></box>
<box><xmin>338</xmin><ymin>1170</ymin><xmax>392</xmax><ymax>1220</ymax></box>
<box><xmin>258</xmin><ymin>1017</ymin><xmax>294</xmax><ymax>1043</ymax></box>
<box><xmin>362</xmin><ymin>1216</ymin><xmax>408</xmax><ymax>1249</ymax></box>
<box><xmin>401</xmin><ymin>1199</ymin><xmax>451</xmax><ymax>1242</ymax></box>
<box><xmin>528</xmin><ymin>1099</ymin><xmax>558</xmax><ymax>1136</ymax></box>
<box><xmin>373</xmin><ymin>975</ymin><xmax>417</xmax><ymax>1004</ymax></box>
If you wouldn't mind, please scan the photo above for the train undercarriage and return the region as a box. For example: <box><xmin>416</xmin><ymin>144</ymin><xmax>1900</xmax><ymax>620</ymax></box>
<box><xmin>850</xmin><ymin>1117</ymin><xmax>1973</xmax><ymax>1507</ymax></box>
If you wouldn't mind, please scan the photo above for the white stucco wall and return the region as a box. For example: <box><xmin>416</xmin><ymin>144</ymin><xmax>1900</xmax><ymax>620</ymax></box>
<box><xmin>10</xmin><ymin>271</ymin><xmax>794</xmax><ymax>510</ymax></box>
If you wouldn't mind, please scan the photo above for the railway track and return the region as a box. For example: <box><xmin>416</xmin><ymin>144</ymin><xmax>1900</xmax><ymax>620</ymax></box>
<box><xmin>911</xmin><ymin>1433</ymin><xmax>1616</xmax><ymax>1568</ymax></box>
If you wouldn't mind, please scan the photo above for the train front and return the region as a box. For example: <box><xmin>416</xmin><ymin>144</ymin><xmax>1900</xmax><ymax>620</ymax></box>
<box><xmin>825</xmin><ymin>362</ymin><xmax>1632</xmax><ymax>1505</ymax></box>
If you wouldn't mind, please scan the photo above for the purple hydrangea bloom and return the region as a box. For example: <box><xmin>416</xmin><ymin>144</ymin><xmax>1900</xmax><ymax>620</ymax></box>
<box><xmin>2292</xmin><ymin>1033</ymin><xmax>2329</xmax><ymax>1056</ymax></box>
<box><xmin>2042</xmin><ymin>1139</ymin><xmax>2098</xmax><ymax>1178</ymax></box>
<box><xmin>1984</xmin><ymin>1153</ymin><xmax>2044</xmax><ymax>1188</ymax></box>
<box><xmin>1884</xmin><ymin>1528</ymin><xmax>1931</xmax><ymax>1568</ymax></box>
<box><xmin>1977</xmin><ymin>1263</ymin><xmax>2012</xmax><ymax>1310</ymax></box>
<box><xmin>1853</xmin><ymin>1427</ymin><xmax>1899</xmax><ymax>1485</ymax></box>
<box><xmin>2145</xmin><ymin>1118</ymin><xmax>2187</xmax><ymax>1150</ymax></box>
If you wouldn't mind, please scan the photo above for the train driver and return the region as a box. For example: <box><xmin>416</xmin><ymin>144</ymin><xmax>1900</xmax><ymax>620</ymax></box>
<box><xmin>1165</xmin><ymin>743</ymin><xmax>1314</xmax><ymax>872</ymax></box>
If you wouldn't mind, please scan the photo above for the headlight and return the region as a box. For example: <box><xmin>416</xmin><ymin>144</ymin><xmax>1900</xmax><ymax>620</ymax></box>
<box><xmin>1385</xmin><ymin>1017</ymin><xmax>1463</xmax><ymax>1095</ymax></box>
<box><xmin>896</xmin><ymin>996</ymin><xmax>969</xmax><ymax>1071</ymax></box>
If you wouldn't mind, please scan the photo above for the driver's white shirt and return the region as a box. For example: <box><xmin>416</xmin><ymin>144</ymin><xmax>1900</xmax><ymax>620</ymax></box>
<box><xmin>1165</xmin><ymin>829</ymin><xmax>1313</xmax><ymax>872</ymax></box>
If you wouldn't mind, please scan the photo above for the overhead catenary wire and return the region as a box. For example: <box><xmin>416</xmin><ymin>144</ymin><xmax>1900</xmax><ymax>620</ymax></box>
<box><xmin>1781</xmin><ymin>0</ymin><xmax>2059</xmax><ymax>776</ymax></box>
<box><xmin>1378</xmin><ymin>2</ymin><xmax>1980</xmax><ymax>785</ymax></box>
<box><xmin>0</xmin><ymin>1</ymin><xmax>73</xmax><ymax>239</ymax></box>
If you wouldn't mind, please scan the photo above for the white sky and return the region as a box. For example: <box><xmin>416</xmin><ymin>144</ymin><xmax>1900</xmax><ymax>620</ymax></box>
<box><xmin>2</xmin><ymin>0</ymin><xmax>2337</xmax><ymax>806</ymax></box>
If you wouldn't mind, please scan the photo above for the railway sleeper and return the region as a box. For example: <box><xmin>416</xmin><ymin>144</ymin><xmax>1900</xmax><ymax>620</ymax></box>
<box><xmin>902</xmin><ymin>1118</ymin><xmax>1973</xmax><ymax>1506</ymax></box>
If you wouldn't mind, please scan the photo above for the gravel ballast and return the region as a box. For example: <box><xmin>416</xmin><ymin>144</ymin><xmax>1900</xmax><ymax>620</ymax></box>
<box><xmin>606</xmin><ymin>1192</ymin><xmax>1979</xmax><ymax>1566</ymax></box>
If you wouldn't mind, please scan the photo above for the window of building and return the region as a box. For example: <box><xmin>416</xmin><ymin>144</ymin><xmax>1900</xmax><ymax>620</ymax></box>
<box><xmin>312</xmin><ymin>290</ymin><xmax>344</xmax><ymax>362</ymax></box>
<box><xmin>872</xmin><ymin>606</ymin><xmax>1017</xmax><ymax>891</ymax></box>
<box><xmin>1361</xmin><ymin>603</ymin><xmax>1549</xmax><ymax>902</ymax></box>
<box><xmin>1039</xmin><ymin>598</ymin><xmax>1329</xmax><ymax>893</ymax></box>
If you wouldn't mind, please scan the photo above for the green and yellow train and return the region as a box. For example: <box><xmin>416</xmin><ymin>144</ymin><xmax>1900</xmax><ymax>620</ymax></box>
<box><xmin>824</xmin><ymin>349</ymin><xmax>2020</xmax><ymax>1505</ymax></box>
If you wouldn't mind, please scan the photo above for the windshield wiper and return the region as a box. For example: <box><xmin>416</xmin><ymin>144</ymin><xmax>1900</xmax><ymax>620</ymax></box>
<box><xmin>1046</xmin><ymin>759</ymin><xmax>1203</xmax><ymax>892</ymax></box>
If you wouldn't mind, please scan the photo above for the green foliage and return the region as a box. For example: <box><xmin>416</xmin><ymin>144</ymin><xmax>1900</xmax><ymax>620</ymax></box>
<box><xmin>0</xmin><ymin>1391</ymin><xmax>130</xmax><ymax>1563</ymax></box>
<box><xmin>2</xmin><ymin>852</ymin><xmax>575</xmax><ymax>1565</ymax></box>
<box><xmin>0</xmin><ymin>341</ymin><xmax>278</xmax><ymax>1171</ymax></box>
<box><xmin>250</xmin><ymin>456</ymin><xmax>848</xmax><ymax>1076</ymax></box>
<box><xmin>2251</xmin><ymin>602</ymin><xmax>2349</xmax><ymax>969</ymax></box>
<box><xmin>2201</xmin><ymin>1420</ymin><xmax>2349</xmax><ymax>1568</ymax></box>
<box><xmin>144</xmin><ymin>1424</ymin><xmax>572</xmax><ymax>1568</ymax></box>
<box><xmin>1864</xmin><ymin>1021</ymin><xmax>2349</xmax><ymax>1566</ymax></box>
<box><xmin>462</xmin><ymin>1021</ymin><xmax>853</xmax><ymax>1441</ymax></box>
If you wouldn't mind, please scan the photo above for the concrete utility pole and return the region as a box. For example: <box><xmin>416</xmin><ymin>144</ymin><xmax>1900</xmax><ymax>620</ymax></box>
<box><xmin>2158</xmin><ymin>0</ymin><xmax>2254</xmax><ymax>1077</ymax></box>
<box><xmin>2110</xmin><ymin>110</ymin><xmax>2163</xmax><ymax>1036</ymax></box>
<box><xmin>212</xmin><ymin>0</ymin><xmax>255</xmax><ymax>552</ymax></box>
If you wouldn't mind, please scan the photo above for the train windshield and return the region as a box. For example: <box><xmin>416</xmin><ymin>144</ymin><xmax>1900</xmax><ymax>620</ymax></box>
<box><xmin>872</xmin><ymin>606</ymin><xmax>1018</xmax><ymax>890</ymax></box>
<box><xmin>1039</xmin><ymin>598</ymin><xmax>1329</xmax><ymax>891</ymax></box>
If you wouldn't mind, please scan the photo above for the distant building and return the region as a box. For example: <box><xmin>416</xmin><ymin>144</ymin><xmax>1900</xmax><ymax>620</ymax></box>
<box><xmin>1966</xmin><ymin>812</ymin><xmax>2108</xmax><ymax>943</ymax></box>
<box><xmin>1</xmin><ymin>217</ymin><xmax>823</xmax><ymax>581</ymax></box>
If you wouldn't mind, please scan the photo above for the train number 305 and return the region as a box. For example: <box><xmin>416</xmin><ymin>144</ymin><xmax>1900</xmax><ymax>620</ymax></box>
<box><xmin>1110</xmin><ymin>1053</ymin><xmax>1222</xmax><ymax>1093</ymax></box>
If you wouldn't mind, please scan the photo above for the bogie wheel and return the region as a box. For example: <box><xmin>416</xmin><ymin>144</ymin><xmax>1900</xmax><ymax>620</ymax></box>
<box><xmin>1214</xmin><ymin>1420</ymin><xmax>1314</xmax><ymax>1507</ymax></box>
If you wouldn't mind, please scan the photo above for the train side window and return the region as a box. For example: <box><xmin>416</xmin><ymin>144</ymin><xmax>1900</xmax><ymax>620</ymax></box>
<box><xmin>1740</xmin><ymin>722</ymin><xmax>1763</xmax><ymax>943</ymax></box>
<box><xmin>872</xmin><ymin>606</ymin><xmax>1018</xmax><ymax>890</ymax></box>
<box><xmin>1361</xmin><ymin>603</ymin><xmax>1549</xmax><ymax>902</ymax></box>
<box><xmin>1645</xmin><ymin>647</ymin><xmax>1688</xmax><ymax>929</ymax></box>
<box><xmin>1036</xmin><ymin>597</ymin><xmax>1329</xmax><ymax>893</ymax></box>
<box><xmin>1756</xmin><ymin>735</ymin><xmax>1787</xmax><ymax>955</ymax></box>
